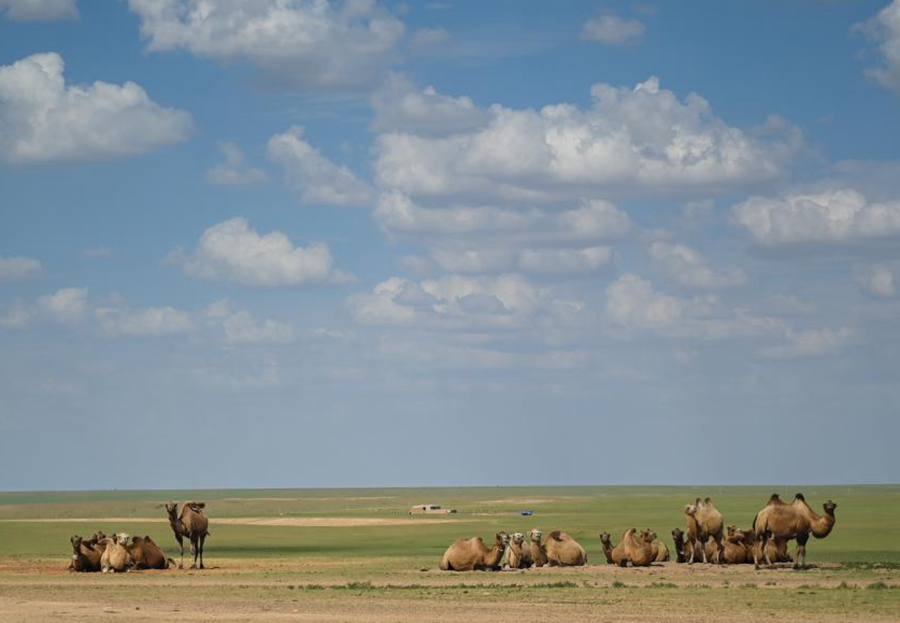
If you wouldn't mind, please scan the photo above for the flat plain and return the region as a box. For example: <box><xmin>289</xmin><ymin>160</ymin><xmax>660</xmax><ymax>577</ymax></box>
<box><xmin>0</xmin><ymin>485</ymin><xmax>898</xmax><ymax>622</ymax></box>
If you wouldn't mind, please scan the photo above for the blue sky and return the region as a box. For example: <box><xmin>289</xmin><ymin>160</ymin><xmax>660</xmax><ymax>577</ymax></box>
<box><xmin>1</xmin><ymin>0</ymin><xmax>899</xmax><ymax>490</ymax></box>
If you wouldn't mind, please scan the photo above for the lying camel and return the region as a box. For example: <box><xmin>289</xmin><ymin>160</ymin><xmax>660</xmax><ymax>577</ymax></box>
<box><xmin>599</xmin><ymin>529</ymin><xmax>652</xmax><ymax>567</ymax></box>
<box><xmin>69</xmin><ymin>535</ymin><xmax>102</xmax><ymax>572</ymax></box>
<box><xmin>545</xmin><ymin>531</ymin><xmax>586</xmax><ymax>567</ymax></box>
<box><xmin>725</xmin><ymin>526</ymin><xmax>791</xmax><ymax>565</ymax></box>
<box><xmin>528</xmin><ymin>529</ymin><xmax>548</xmax><ymax>568</ymax></box>
<box><xmin>644</xmin><ymin>529</ymin><xmax>670</xmax><ymax>562</ymax></box>
<box><xmin>703</xmin><ymin>527</ymin><xmax>749</xmax><ymax>564</ymax></box>
<box><xmin>685</xmin><ymin>497</ymin><xmax>724</xmax><ymax>564</ymax></box>
<box><xmin>505</xmin><ymin>532</ymin><xmax>532</xmax><ymax>569</ymax></box>
<box><xmin>100</xmin><ymin>533</ymin><xmax>134</xmax><ymax>573</ymax></box>
<box><xmin>440</xmin><ymin>532</ymin><xmax>509</xmax><ymax>571</ymax></box>
<box><xmin>130</xmin><ymin>535</ymin><xmax>173</xmax><ymax>570</ymax></box>
<box><xmin>166</xmin><ymin>501</ymin><xmax>209</xmax><ymax>570</ymax></box>
<box><xmin>599</xmin><ymin>531</ymin><xmax>627</xmax><ymax>566</ymax></box>
<box><xmin>753</xmin><ymin>493</ymin><xmax>836</xmax><ymax>569</ymax></box>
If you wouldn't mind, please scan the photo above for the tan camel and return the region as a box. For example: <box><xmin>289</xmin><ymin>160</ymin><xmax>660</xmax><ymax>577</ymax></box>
<box><xmin>129</xmin><ymin>535</ymin><xmax>173</xmax><ymax>570</ymax></box>
<box><xmin>752</xmin><ymin>493</ymin><xmax>837</xmax><ymax>569</ymax></box>
<box><xmin>623</xmin><ymin>528</ymin><xmax>654</xmax><ymax>567</ymax></box>
<box><xmin>703</xmin><ymin>527</ymin><xmax>749</xmax><ymax>564</ymax></box>
<box><xmin>99</xmin><ymin>533</ymin><xmax>134</xmax><ymax>573</ymax></box>
<box><xmin>69</xmin><ymin>535</ymin><xmax>102</xmax><ymax>572</ymax></box>
<box><xmin>544</xmin><ymin>531</ymin><xmax>586</xmax><ymax>566</ymax></box>
<box><xmin>599</xmin><ymin>531</ymin><xmax>627</xmax><ymax>566</ymax></box>
<box><xmin>645</xmin><ymin>529</ymin><xmax>670</xmax><ymax>562</ymax></box>
<box><xmin>165</xmin><ymin>501</ymin><xmax>209</xmax><ymax>569</ymax></box>
<box><xmin>684</xmin><ymin>497</ymin><xmax>724</xmax><ymax>564</ymax></box>
<box><xmin>505</xmin><ymin>532</ymin><xmax>529</xmax><ymax>569</ymax></box>
<box><xmin>724</xmin><ymin>526</ymin><xmax>790</xmax><ymax>565</ymax></box>
<box><xmin>528</xmin><ymin>529</ymin><xmax>548</xmax><ymax>568</ymax></box>
<box><xmin>440</xmin><ymin>532</ymin><xmax>509</xmax><ymax>571</ymax></box>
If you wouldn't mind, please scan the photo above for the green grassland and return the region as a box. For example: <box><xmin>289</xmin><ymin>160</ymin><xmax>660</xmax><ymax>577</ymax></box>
<box><xmin>0</xmin><ymin>485</ymin><xmax>897</xmax><ymax>565</ymax></box>
<box><xmin>1</xmin><ymin>486</ymin><xmax>898</xmax><ymax>621</ymax></box>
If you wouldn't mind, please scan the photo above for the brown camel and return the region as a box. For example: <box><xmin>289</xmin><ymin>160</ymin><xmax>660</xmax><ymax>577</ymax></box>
<box><xmin>528</xmin><ymin>529</ymin><xmax>548</xmax><ymax>568</ymax></box>
<box><xmin>671</xmin><ymin>527</ymin><xmax>693</xmax><ymax>563</ymax></box>
<box><xmin>624</xmin><ymin>528</ymin><xmax>654</xmax><ymax>567</ymax></box>
<box><xmin>69</xmin><ymin>535</ymin><xmax>102</xmax><ymax>572</ymax></box>
<box><xmin>725</xmin><ymin>526</ymin><xmax>791</xmax><ymax>565</ymax></box>
<box><xmin>752</xmin><ymin>493</ymin><xmax>836</xmax><ymax>569</ymax></box>
<box><xmin>684</xmin><ymin>497</ymin><xmax>724</xmax><ymax>564</ymax></box>
<box><xmin>165</xmin><ymin>501</ymin><xmax>209</xmax><ymax>570</ymax></box>
<box><xmin>129</xmin><ymin>535</ymin><xmax>173</xmax><ymax>570</ymax></box>
<box><xmin>645</xmin><ymin>529</ymin><xmax>670</xmax><ymax>562</ymax></box>
<box><xmin>544</xmin><ymin>531</ymin><xmax>586</xmax><ymax>566</ymax></box>
<box><xmin>599</xmin><ymin>531</ymin><xmax>627</xmax><ymax>566</ymax></box>
<box><xmin>440</xmin><ymin>532</ymin><xmax>509</xmax><ymax>571</ymax></box>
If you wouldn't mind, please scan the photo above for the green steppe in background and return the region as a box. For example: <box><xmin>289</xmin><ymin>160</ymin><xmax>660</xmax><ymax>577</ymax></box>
<box><xmin>0</xmin><ymin>485</ymin><xmax>897</xmax><ymax>567</ymax></box>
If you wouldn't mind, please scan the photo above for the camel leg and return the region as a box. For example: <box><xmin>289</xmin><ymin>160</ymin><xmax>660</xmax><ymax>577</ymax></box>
<box><xmin>189</xmin><ymin>537</ymin><xmax>198</xmax><ymax>569</ymax></box>
<box><xmin>795</xmin><ymin>534</ymin><xmax>808</xmax><ymax>570</ymax></box>
<box><xmin>175</xmin><ymin>534</ymin><xmax>184</xmax><ymax>570</ymax></box>
<box><xmin>198</xmin><ymin>534</ymin><xmax>206</xmax><ymax>569</ymax></box>
<box><xmin>714</xmin><ymin>534</ymin><xmax>725</xmax><ymax>565</ymax></box>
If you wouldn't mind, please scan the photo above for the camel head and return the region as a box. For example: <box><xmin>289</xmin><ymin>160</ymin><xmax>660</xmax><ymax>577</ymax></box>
<box><xmin>511</xmin><ymin>532</ymin><xmax>525</xmax><ymax>546</ymax></box>
<box><xmin>529</xmin><ymin>529</ymin><xmax>543</xmax><ymax>543</ymax></box>
<box><xmin>639</xmin><ymin>529</ymin><xmax>655</xmax><ymax>544</ymax></box>
<box><xmin>494</xmin><ymin>532</ymin><xmax>510</xmax><ymax>548</ymax></box>
<box><xmin>114</xmin><ymin>533</ymin><xmax>130</xmax><ymax>545</ymax></box>
<box><xmin>165</xmin><ymin>502</ymin><xmax>179</xmax><ymax>521</ymax></box>
<box><xmin>823</xmin><ymin>500</ymin><xmax>837</xmax><ymax>516</ymax></box>
<box><xmin>684</xmin><ymin>503</ymin><xmax>697</xmax><ymax>517</ymax></box>
<box><xmin>599</xmin><ymin>532</ymin><xmax>611</xmax><ymax>547</ymax></box>
<box><xmin>70</xmin><ymin>535</ymin><xmax>82</xmax><ymax>551</ymax></box>
<box><xmin>91</xmin><ymin>531</ymin><xmax>106</xmax><ymax>543</ymax></box>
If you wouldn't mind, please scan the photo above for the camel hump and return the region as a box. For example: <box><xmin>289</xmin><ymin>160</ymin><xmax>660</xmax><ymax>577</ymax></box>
<box><xmin>767</xmin><ymin>493</ymin><xmax>782</xmax><ymax>505</ymax></box>
<box><xmin>548</xmin><ymin>530</ymin><xmax>563</xmax><ymax>541</ymax></box>
<box><xmin>793</xmin><ymin>493</ymin><xmax>805</xmax><ymax>502</ymax></box>
<box><xmin>704</xmin><ymin>497</ymin><xmax>713</xmax><ymax>505</ymax></box>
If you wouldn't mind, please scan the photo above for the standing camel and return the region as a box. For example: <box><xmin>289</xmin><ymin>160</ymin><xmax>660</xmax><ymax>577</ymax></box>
<box><xmin>165</xmin><ymin>501</ymin><xmax>209</xmax><ymax>569</ymax></box>
<box><xmin>684</xmin><ymin>497</ymin><xmax>724</xmax><ymax>564</ymax></box>
<box><xmin>752</xmin><ymin>493</ymin><xmax>836</xmax><ymax>569</ymax></box>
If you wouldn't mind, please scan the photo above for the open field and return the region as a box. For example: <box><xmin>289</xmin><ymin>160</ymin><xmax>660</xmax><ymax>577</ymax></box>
<box><xmin>0</xmin><ymin>486</ymin><xmax>898</xmax><ymax>622</ymax></box>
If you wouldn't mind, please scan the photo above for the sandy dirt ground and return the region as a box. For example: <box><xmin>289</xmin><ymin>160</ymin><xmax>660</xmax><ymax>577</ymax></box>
<box><xmin>0</xmin><ymin>559</ymin><xmax>897</xmax><ymax>623</ymax></box>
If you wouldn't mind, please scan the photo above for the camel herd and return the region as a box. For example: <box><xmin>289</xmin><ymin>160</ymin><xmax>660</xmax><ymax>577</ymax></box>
<box><xmin>68</xmin><ymin>501</ymin><xmax>209</xmax><ymax>573</ymax></box>
<box><xmin>440</xmin><ymin>493</ymin><xmax>838</xmax><ymax>572</ymax></box>
<box><xmin>65</xmin><ymin>493</ymin><xmax>837</xmax><ymax>574</ymax></box>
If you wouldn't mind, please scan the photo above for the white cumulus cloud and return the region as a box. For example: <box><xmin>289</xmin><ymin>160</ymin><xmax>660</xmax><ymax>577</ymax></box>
<box><xmin>0</xmin><ymin>254</ymin><xmax>42</xmax><ymax>281</ymax></box>
<box><xmin>0</xmin><ymin>0</ymin><xmax>77</xmax><ymax>21</ymax></box>
<box><xmin>37</xmin><ymin>287</ymin><xmax>87</xmax><ymax>323</ymax></box>
<box><xmin>267</xmin><ymin>126</ymin><xmax>373</xmax><ymax>206</ymax></box>
<box><xmin>581</xmin><ymin>12</ymin><xmax>645</xmax><ymax>45</ymax></box>
<box><xmin>0</xmin><ymin>52</ymin><xmax>192</xmax><ymax>163</ymax></box>
<box><xmin>183</xmin><ymin>217</ymin><xmax>347</xmax><ymax>287</ymax></box>
<box><xmin>371</xmin><ymin>73</ymin><xmax>487</xmax><ymax>136</ymax></box>
<box><xmin>649</xmin><ymin>241</ymin><xmax>746</xmax><ymax>288</ymax></box>
<box><xmin>124</xmin><ymin>0</ymin><xmax>404</xmax><ymax>91</ymax></box>
<box><xmin>96</xmin><ymin>305</ymin><xmax>195</xmax><ymax>337</ymax></box>
<box><xmin>206</xmin><ymin>142</ymin><xmax>267</xmax><ymax>185</ymax></box>
<box><xmin>375</xmin><ymin>77</ymin><xmax>800</xmax><ymax>202</ymax></box>
<box><xmin>731</xmin><ymin>188</ymin><xmax>900</xmax><ymax>245</ymax></box>
<box><xmin>223</xmin><ymin>311</ymin><xmax>295</xmax><ymax>344</ymax></box>
<box><xmin>856</xmin><ymin>0</ymin><xmax>900</xmax><ymax>93</ymax></box>
<box><xmin>759</xmin><ymin>327</ymin><xmax>852</xmax><ymax>359</ymax></box>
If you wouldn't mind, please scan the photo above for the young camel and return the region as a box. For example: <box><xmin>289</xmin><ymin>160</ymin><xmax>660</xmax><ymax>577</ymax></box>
<box><xmin>440</xmin><ymin>532</ymin><xmax>509</xmax><ymax>571</ymax></box>
<box><xmin>671</xmin><ymin>527</ymin><xmax>693</xmax><ymax>563</ymax></box>
<box><xmin>599</xmin><ymin>531</ymin><xmax>627</xmax><ymax>566</ymax></box>
<box><xmin>752</xmin><ymin>493</ymin><xmax>837</xmax><ymax>569</ymax></box>
<box><xmin>165</xmin><ymin>501</ymin><xmax>209</xmax><ymax>570</ymax></box>
<box><xmin>599</xmin><ymin>529</ymin><xmax>653</xmax><ymax>567</ymax></box>
<box><xmin>99</xmin><ymin>533</ymin><xmax>134</xmax><ymax>573</ymax></box>
<box><xmin>684</xmin><ymin>497</ymin><xmax>724</xmax><ymax>564</ymax></box>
